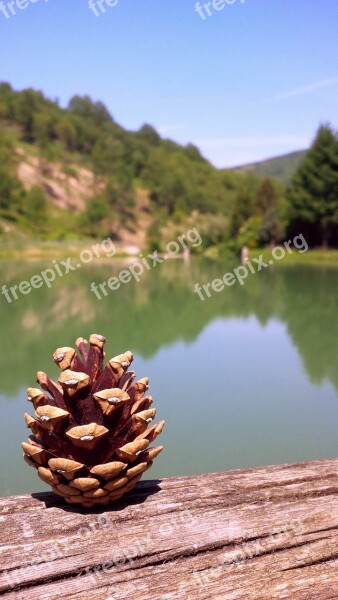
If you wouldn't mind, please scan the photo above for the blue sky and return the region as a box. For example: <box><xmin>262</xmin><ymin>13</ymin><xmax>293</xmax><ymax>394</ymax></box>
<box><xmin>0</xmin><ymin>0</ymin><xmax>337</xmax><ymax>167</ymax></box>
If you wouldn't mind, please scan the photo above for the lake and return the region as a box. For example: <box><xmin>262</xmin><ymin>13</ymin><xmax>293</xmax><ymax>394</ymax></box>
<box><xmin>1</xmin><ymin>257</ymin><xmax>337</xmax><ymax>497</ymax></box>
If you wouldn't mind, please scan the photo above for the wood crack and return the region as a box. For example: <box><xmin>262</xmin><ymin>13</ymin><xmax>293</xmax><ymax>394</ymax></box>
<box><xmin>2</xmin><ymin>458</ymin><xmax>338</xmax><ymax>599</ymax></box>
<box><xmin>281</xmin><ymin>552</ymin><xmax>338</xmax><ymax>572</ymax></box>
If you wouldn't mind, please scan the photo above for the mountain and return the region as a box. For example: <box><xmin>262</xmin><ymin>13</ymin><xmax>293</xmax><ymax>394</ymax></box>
<box><xmin>234</xmin><ymin>150</ymin><xmax>307</xmax><ymax>184</ymax></box>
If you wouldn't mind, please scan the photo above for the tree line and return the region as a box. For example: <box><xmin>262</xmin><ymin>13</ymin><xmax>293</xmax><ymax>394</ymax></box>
<box><xmin>0</xmin><ymin>82</ymin><xmax>337</xmax><ymax>250</ymax></box>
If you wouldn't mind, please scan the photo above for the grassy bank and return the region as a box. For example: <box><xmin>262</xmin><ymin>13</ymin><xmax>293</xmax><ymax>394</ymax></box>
<box><xmin>0</xmin><ymin>240</ymin><xmax>128</xmax><ymax>261</ymax></box>
<box><xmin>249</xmin><ymin>248</ymin><xmax>338</xmax><ymax>266</ymax></box>
<box><xmin>1</xmin><ymin>239</ymin><xmax>338</xmax><ymax>266</ymax></box>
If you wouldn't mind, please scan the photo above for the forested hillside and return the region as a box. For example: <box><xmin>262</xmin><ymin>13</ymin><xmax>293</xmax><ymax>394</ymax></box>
<box><xmin>0</xmin><ymin>83</ymin><xmax>288</xmax><ymax>252</ymax></box>
<box><xmin>0</xmin><ymin>83</ymin><xmax>337</xmax><ymax>251</ymax></box>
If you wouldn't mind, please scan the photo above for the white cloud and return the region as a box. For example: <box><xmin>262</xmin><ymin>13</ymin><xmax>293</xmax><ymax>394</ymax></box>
<box><xmin>270</xmin><ymin>77</ymin><xmax>338</xmax><ymax>101</ymax></box>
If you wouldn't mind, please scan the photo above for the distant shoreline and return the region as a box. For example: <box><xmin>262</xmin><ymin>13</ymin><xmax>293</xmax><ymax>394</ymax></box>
<box><xmin>1</xmin><ymin>241</ymin><xmax>338</xmax><ymax>266</ymax></box>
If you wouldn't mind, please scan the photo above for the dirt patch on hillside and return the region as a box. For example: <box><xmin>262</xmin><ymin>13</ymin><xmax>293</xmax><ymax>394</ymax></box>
<box><xmin>17</xmin><ymin>150</ymin><xmax>100</xmax><ymax>213</ymax></box>
<box><xmin>14</xmin><ymin>149</ymin><xmax>153</xmax><ymax>250</ymax></box>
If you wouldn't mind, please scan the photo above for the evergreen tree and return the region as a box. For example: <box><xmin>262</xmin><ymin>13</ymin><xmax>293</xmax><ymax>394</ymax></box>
<box><xmin>287</xmin><ymin>125</ymin><xmax>338</xmax><ymax>247</ymax></box>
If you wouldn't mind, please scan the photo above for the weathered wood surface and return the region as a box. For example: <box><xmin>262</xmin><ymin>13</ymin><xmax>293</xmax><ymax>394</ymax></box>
<box><xmin>1</xmin><ymin>458</ymin><xmax>338</xmax><ymax>599</ymax></box>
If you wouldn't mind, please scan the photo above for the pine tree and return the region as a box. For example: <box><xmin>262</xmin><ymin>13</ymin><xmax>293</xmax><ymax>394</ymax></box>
<box><xmin>287</xmin><ymin>125</ymin><xmax>338</xmax><ymax>247</ymax></box>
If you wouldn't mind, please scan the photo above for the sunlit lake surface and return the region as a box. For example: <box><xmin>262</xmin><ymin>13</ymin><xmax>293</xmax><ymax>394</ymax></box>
<box><xmin>1</xmin><ymin>258</ymin><xmax>338</xmax><ymax>497</ymax></box>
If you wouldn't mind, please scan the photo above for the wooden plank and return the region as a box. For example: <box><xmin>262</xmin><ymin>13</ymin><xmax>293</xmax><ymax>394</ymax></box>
<box><xmin>1</xmin><ymin>458</ymin><xmax>338</xmax><ymax>599</ymax></box>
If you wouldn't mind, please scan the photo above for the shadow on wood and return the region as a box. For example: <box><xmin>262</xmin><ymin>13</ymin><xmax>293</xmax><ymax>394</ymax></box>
<box><xmin>31</xmin><ymin>479</ymin><xmax>163</xmax><ymax>513</ymax></box>
<box><xmin>1</xmin><ymin>459</ymin><xmax>338</xmax><ymax>599</ymax></box>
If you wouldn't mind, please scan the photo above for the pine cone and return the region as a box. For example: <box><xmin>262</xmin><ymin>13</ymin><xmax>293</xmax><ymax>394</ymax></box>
<box><xmin>22</xmin><ymin>334</ymin><xmax>164</xmax><ymax>508</ymax></box>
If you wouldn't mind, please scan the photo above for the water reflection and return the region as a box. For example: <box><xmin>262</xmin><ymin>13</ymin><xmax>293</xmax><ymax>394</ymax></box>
<box><xmin>0</xmin><ymin>259</ymin><xmax>337</xmax><ymax>395</ymax></box>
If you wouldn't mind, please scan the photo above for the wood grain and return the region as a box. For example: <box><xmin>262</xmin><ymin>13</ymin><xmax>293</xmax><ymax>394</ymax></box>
<box><xmin>1</xmin><ymin>457</ymin><xmax>338</xmax><ymax>599</ymax></box>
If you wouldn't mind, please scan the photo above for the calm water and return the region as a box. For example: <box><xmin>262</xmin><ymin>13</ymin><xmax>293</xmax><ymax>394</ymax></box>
<box><xmin>1</xmin><ymin>258</ymin><xmax>338</xmax><ymax>497</ymax></box>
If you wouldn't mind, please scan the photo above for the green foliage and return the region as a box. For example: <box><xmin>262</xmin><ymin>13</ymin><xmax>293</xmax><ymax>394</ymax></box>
<box><xmin>147</xmin><ymin>219</ymin><xmax>163</xmax><ymax>252</ymax></box>
<box><xmin>0</xmin><ymin>82</ymin><xmax>335</xmax><ymax>250</ymax></box>
<box><xmin>235</xmin><ymin>150</ymin><xmax>306</xmax><ymax>184</ymax></box>
<box><xmin>140</xmin><ymin>146</ymin><xmax>232</xmax><ymax>217</ymax></box>
<box><xmin>287</xmin><ymin>125</ymin><xmax>338</xmax><ymax>247</ymax></box>
<box><xmin>0</xmin><ymin>171</ymin><xmax>23</xmax><ymax>215</ymax></box>
<box><xmin>259</xmin><ymin>209</ymin><xmax>285</xmax><ymax>245</ymax></box>
<box><xmin>80</xmin><ymin>195</ymin><xmax>109</xmax><ymax>237</ymax></box>
<box><xmin>0</xmin><ymin>130</ymin><xmax>25</xmax><ymax>217</ymax></box>
<box><xmin>229</xmin><ymin>175</ymin><xmax>258</xmax><ymax>239</ymax></box>
<box><xmin>106</xmin><ymin>180</ymin><xmax>135</xmax><ymax>214</ymax></box>
<box><xmin>92</xmin><ymin>135</ymin><xmax>124</xmax><ymax>176</ymax></box>
<box><xmin>68</xmin><ymin>95</ymin><xmax>113</xmax><ymax>126</ymax></box>
<box><xmin>256</xmin><ymin>177</ymin><xmax>277</xmax><ymax>214</ymax></box>
<box><xmin>189</xmin><ymin>213</ymin><xmax>228</xmax><ymax>248</ymax></box>
<box><xmin>55</xmin><ymin>118</ymin><xmax>78</xmax><ymax>152</ymax></box>
<box><xmin>33</xmin><ymin>111</ymin><xmax>55</xmax><ymax>151</ymax></box>
<box><xmin>228</xmin><ymin>175</ymin><xmax>286</xmax><ymax>248</ymax></box>
<box><xmin>183</xmin><ymin>143</ymin><xmax>205</xmax><ymax>162</ymax></box>
<box><xmin>237</xmin><ymin>216</ymin><xmax>263</xmax><ymax>249</ymax></box>
<box><xmin>137</xmin><ymin>124</ymin><xmax>161</xmax><ymax>146</ymax></box>
<box><xmin>22</xmin><ymin>186</ymin><xmax>48</xmax><ymax>233</ymax></box>
<box><xmin>0</xmin><ymin>82</ymin><xmax>260</xmax><ymax>247</ymax></box>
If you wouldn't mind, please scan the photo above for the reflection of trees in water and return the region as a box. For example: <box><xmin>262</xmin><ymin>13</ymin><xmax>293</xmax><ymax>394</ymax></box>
<box><xmin>277</xmin><ymin>267</ymin><xmax>338</xmax><ymax>390</ymax></box>
<box><xmin>0</xmin><ymin>260</ymin><xmax>337</xmax><ymax>395</ymax></box>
